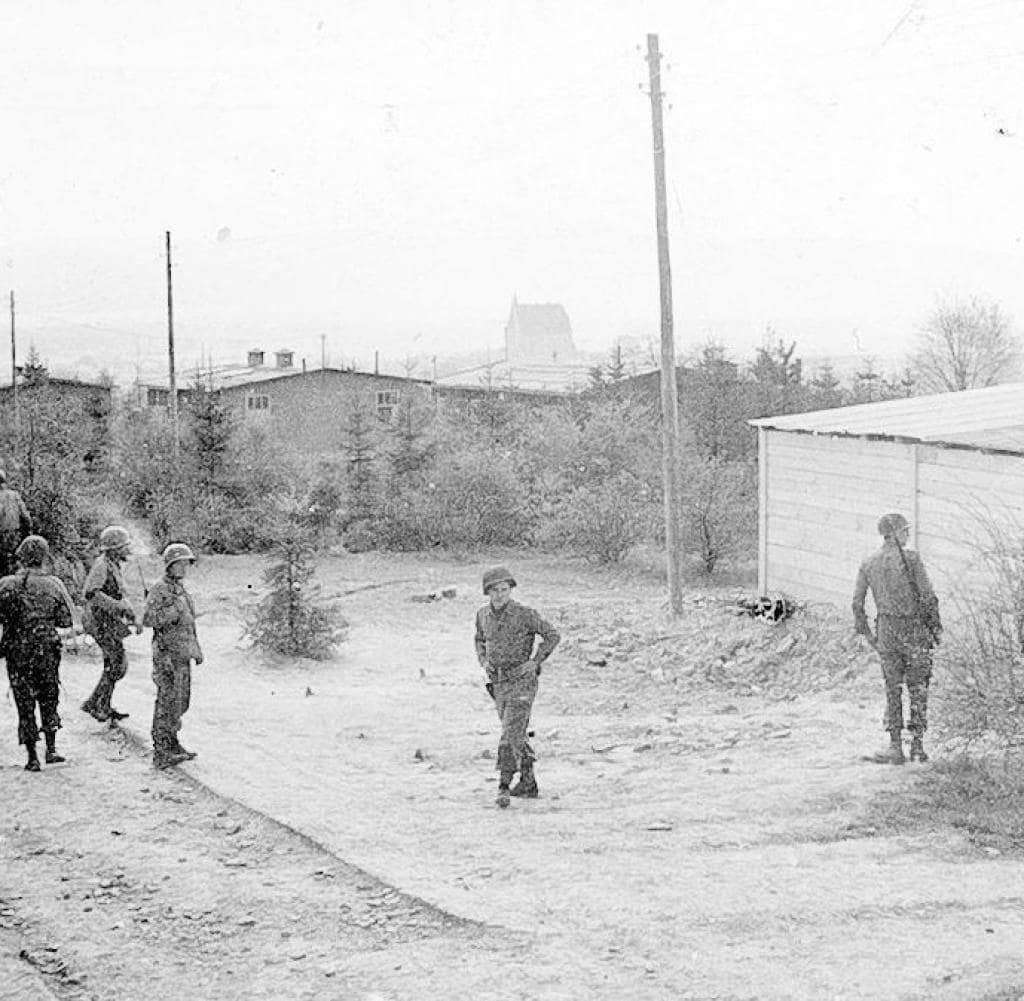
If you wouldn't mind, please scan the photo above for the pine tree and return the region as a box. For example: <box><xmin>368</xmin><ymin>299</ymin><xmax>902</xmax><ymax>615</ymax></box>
<box><xmin>245</xmin><ymin>524</ymin><xmax>347</xmax><ymax>659</ymax></box>
<box><xmin>185</xmin><ymin>378</ymin><xmax>234</xmax><ymax>491</ymax></box>
<box><xmin>341</xmin><ymin>397</ymin><xmax>378</xmax><ymax>522</ymax></box>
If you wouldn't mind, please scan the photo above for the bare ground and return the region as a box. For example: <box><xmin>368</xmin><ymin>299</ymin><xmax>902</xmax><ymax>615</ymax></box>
<box><xmin>2</xmin><ymin>551</ymin><xmax>1024</xmax><ymax>1001</ymax></box>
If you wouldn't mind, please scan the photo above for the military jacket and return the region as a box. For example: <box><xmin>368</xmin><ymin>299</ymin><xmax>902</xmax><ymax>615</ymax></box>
<box><xmin>143</xmin><ymin>576</ymin><xmax>202</xmax><ymax>661</ymax></box>
<box><xmin>0</xmin><ymin>489</ymin><xmax>31</xmax><ymax>536</ymax></box>
<box><xmin>475</xmin><ymin>598</ymin><xmax>560</xmax><ymax>681</ymax></box>
<box><xmin>84</xmin><ymin>554</ymin><xmax>133</xmax><ymax>639</ymax></box>
<box><xmin>853</xmin><ymin>541</ymin><xmax>941</xmax><ymax>639</ymax></box>
<box><xmin>0</xmin><ymin>568</ymin><xmax>74</xmax><ymax>658</ymax></box>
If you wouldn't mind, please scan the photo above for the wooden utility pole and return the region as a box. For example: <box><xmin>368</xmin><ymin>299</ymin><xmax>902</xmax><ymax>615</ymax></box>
<box><xmin>9</xmin><ymin>290</ymin><xmax>18</xmax><ymax>426</ymax></box>
<box><xmin>165</xmin><ymin>231</ymin><xmax>179</xmax><ymax>453</ymax></box>
<box><xmin>647</xmin><ymin>33</ymin><xmax>684</xmax><ymax>616</ymax></box>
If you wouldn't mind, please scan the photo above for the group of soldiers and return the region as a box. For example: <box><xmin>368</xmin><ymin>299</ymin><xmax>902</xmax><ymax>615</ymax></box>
<box><xmin>2</xmin><ymin>481</ymin><xmax>939</xmax><ymax>797</ymax></box>
<box><xmin>0</xmin><ymin>487</ymin><xmax>204</xmax><ymax>772</ymax></box>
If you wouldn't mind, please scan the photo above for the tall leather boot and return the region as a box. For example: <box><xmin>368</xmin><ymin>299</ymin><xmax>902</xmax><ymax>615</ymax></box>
<box><xmin>44</xmin><ymin>731</ymin><xmax>65</xmax><ymax>764</ymax></box>
<box><xmin>25</xmin><ymin>741</ymin><xmax>41</xmax><ymax>772</ymax></box>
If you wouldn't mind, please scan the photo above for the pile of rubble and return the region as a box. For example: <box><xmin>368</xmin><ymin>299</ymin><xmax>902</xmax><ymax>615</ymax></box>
<box><xmin>555</xmin><ymin>590</ymin><xmax>877</xmax><ymax>702</ymax></box>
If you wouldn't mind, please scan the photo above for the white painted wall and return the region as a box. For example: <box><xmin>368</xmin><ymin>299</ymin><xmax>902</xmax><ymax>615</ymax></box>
<box><xmin>761</xmin><ymin>431</ymin><xmax>915</xmax><ymax>609</ymax></box>
<box><xmin>760</xmin><ymin>429</ymin><xmax>1024</xmax><ymax>620</ymax></box>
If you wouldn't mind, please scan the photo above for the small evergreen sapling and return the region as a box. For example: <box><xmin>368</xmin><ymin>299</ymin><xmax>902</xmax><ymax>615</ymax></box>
<box><xmin>245</xmin><ymin>526</ymin><xmax>347</xmax><ymax>659</ymax></box>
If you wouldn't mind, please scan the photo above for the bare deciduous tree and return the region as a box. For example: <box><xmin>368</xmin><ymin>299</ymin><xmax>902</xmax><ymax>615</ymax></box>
<box><xmin>911</xmin><ymin>297</ymin><xmax>1021</xmax><ymax>392</ymax></box>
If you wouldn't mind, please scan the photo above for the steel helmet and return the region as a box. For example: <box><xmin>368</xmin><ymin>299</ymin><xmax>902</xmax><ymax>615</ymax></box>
<box><xmin>99</xmin><ymin>525</ymin><xmax>132</xmax><ymax>551</ymax></box>
<box><xmin>482</xmin><ymin>566</ymin><xmax>516</xmax><ymax>595</ymax></box>
<box><xmin>162</xmin><ymin>542</ymin><xmax>196</xmax><ymax>568</ymax></box>
<box><xmin>16</xmin><ymin>534</ymin><xmax>49</xmax><ymax>567</ymax></box>
<box><xmin>877</xmin><ymin>512</ymin><xmax>909</xmax><ymax>539</ymax></box>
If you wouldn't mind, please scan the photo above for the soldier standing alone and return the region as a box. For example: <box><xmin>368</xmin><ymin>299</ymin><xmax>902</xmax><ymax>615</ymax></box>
<box><xmin>81</xmin><ymin>525</ymin><xmax>140</xmax><ymax>723</ymax></box>
<box><xmin>0</xmin><ymin>536</ymin><xmax>75</xmax><ymax>771</ymax></box>
<box><xmin>143</xmin><ymin>543</ymin><xmax>203</xmax><ymax>769</ymax></box>
<box><xmin>853</xmin><ymin>512</ymin><xmax>942</xmax><ymax>765</ymax></box>
<box><xmin>475</xmin><ymin>566</ymin><xmax>560</xmax><ymax>808</ymax></box>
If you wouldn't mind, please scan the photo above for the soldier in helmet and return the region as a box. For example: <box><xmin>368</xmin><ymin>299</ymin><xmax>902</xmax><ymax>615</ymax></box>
<box><xmin>0</xmin><ymin>469</ymin><xmax>32</xmax><ymax>578</ymax></box>
<box><xmin>474</xmin><ymin>566</ymin><xmax>560</xmax><ymax>808</ymax></box>
<box><xmin>0</xmin><ymin>535</ymin><xmax>76</xmax><ymax>771</ymax></box>
<box><xmin>143</xmin><ymin>542</ymin><xmax>203</xmax><ymax>769</ymax></box>
<box><xmin>80</xmin><ymin>525</ymin><xmax>140</xmax><ymax>724</ymax></box>
<box><xmin>853</xmin><ymin>512</ymin><xmax>942</xmax><ymax>765</ymax></box>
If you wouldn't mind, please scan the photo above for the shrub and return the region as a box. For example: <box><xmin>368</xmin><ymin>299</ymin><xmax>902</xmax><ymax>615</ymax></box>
<box><xmin>681</xmin><ymin>455</ymin><xmax>756</xmax><ymax>573</ymax></box>
<box><xmin>302</xmin><ymin>462</ymin><xmax>346</xmax><ymax>539</ymax></box>
<box><xmin>427</xmin><ymin>450</ymin><xmax>535</xmax><ymax>549</ymax></box>
<box><xmin>543</xmin><ymin>472</ymin><xmax>657</xmax><ymax>563</ymax></box>
<box><xmin>244</xmin><ymin>524</ymin><xmax>347</xmax><ymax>659</ymax></box>
<box><xmin>932</xmin><ymin>522</ymin><xmax>1024</xmax><ymax>753</ymax></box>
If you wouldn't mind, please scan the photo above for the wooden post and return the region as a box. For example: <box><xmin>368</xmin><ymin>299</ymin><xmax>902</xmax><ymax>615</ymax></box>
<box><xmin>166</xmin><ymin>231</ymin><xmax>179</xmax><ymax>454</ymax></box>
<box><xmin>9</xmin><ymin>290</ymin><xmax>18</xmax><ymax>427</ymax></box>
<box><xmin>647</xmin><ymin>33</ymin><xmax>684</xmax><ymax>616</ymax></box>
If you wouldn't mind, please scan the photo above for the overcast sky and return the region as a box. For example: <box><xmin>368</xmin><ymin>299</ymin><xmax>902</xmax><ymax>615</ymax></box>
<box><xmin>3</xmin><ymin>0</ymin><xmax>1024</xmax><ymax>380</ymax></box>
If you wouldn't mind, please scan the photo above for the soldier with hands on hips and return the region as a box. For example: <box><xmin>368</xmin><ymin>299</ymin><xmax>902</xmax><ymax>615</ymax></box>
<box><xmin>475</xmin><ymin>566</ymin><xmax>560</xmax><ymax>808</ymax></box>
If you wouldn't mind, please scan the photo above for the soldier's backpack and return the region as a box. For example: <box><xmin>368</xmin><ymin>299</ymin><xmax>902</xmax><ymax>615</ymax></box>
<box><xmin>0</xmin><ymin>572</ymin><xmax>54</xmax><ymax>657</ymax></box>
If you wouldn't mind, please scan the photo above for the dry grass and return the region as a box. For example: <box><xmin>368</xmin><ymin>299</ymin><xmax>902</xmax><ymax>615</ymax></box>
<box><xmin>861</xmin><ymin>753</ymin><xmax>1024</xmax><ymax>855</ymax></box>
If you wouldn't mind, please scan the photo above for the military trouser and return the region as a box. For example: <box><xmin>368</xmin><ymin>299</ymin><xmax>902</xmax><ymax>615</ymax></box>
<box><xmin>877</xmin><ymin>615</ymin><xmax>933</xmax><ymax>736</ymax></box>
<box><xmin>492</xmin><ymin>667</ymin><xmax>538</xmax><ymax>777</ymax></box>
<box><xmin>0</xmin><ymin>531</ymin><xmax>20</xmax><ymax>579</ymax></box>
<box><xmin>151</xmin><ymin>652</ymin><xmax>191</xmax><ymax>753</ymax></box>
<box><xmin>81</xmin><ymin>637</ymin><xmax>128</xmax><ymax>718</ymax></box>
<box><xmin>7</xmin><ymin>644</ymin><xmax>62</xmax><ymax>746</ymax></box>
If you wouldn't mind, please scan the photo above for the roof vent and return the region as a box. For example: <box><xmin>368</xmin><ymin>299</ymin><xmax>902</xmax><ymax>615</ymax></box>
<box><xmin>275</xmin><ymin>349</ymin><xmax>294</xmax><ymax>369</ymax></box>
<box><xmin>247</xmin><ymin>349</ymin><xmax>265</xmax><ymax>367</ymax></box>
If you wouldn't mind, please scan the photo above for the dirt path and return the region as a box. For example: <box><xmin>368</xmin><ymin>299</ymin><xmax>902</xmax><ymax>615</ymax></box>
<box><xmin>4</xmin><ymin>551</ymin><xmax>1024</xmax><ymax>999</ymax></box>
<box><xmin>0</xmin><ymin>707</ymin><xmax>566</xmax><ymax>1000</ymax></box>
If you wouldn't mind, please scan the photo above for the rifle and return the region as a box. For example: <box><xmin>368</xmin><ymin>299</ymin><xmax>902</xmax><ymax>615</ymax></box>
<box><xmin>892</xmin><ymin>535</ymin><xmax>942</xmax><ymax>647</ymax></box>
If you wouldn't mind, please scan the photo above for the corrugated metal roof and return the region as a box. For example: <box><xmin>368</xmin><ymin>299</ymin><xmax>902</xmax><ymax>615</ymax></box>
<box><xmin>749</xmin><ymin>382</ymin><xmax>1024</xmax><ymax>453</ymax></box>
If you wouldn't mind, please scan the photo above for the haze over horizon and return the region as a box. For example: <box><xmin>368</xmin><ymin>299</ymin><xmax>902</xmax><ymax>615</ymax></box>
<box><xmin>4</xmin><ymin>1</ymin><xmax>1024</xmax><ymax>385</ymax></box>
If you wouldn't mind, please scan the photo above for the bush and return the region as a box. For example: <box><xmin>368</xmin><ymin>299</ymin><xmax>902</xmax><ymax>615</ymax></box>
<box><xmin>112</xmin><ymin>395</ymin><xmax>290</xmax><ymax>555</ymax></box>
<box><xmin>302</xmin><ymin>462</ymin><xmax>346</xmax><ymax>539</ymax></box>
<box><xmin>542</xmin><ymin>472</ymin><xmax>657</xmax><ymax>563</ymax></box>
<box><xmin>932</xmin><ymin>525</ymin><xmax>1024</xmax><ymax>753</ymax></box>
<box><xmin>244</xmin><ymin>524</ymin><xmax>348</xmax><ymax>659</ymax></box>
<box><xmin>371</xmin><ymin>487</ymin><xmax>438</xmax><ymax>551</ymax></box>
<box><xmin>427</xmin><ymin>450</ymin><xmax>535</xmax><ymax>549</ymax></box>
<box><xmin>681</xmin><ymin>455</ymin><xmax>756</xmax><ymax>573</ymax></box>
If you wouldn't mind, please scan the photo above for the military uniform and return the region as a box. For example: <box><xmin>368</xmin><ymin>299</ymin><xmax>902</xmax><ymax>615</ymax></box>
<box><xmin>0</xmin><ymin>483</ymin><xmax>31</xmax><ymax>579</ymax></box>
<box><xmin>81</xmin><ymin>551</ymin><xmax>136</xmax><ymax>721</ymax></box>
<box><xmin>853</xmin><ymin>513</ymin><xmax>941</xmax><ymax>763</ymax></box>
<box><xmin>0</xmin><ymin>559</ymin><xmax>75</xmax><ymax>769</ymax></box>
<box><xmin>143</xmin><ymin>570</ymin><xmax>202</xmax><ymax>767</ymax></box>
<box><xmin>475</xmin><ymin>587</ymin><xmax>560</xmax><ymax>800</ymax></box>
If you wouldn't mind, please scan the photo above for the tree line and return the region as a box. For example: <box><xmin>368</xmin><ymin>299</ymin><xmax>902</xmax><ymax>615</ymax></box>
<box><xmin>0</xmin><ymin>294</ymin><xmax>1019</xmax><ymax>586</ymax></box>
